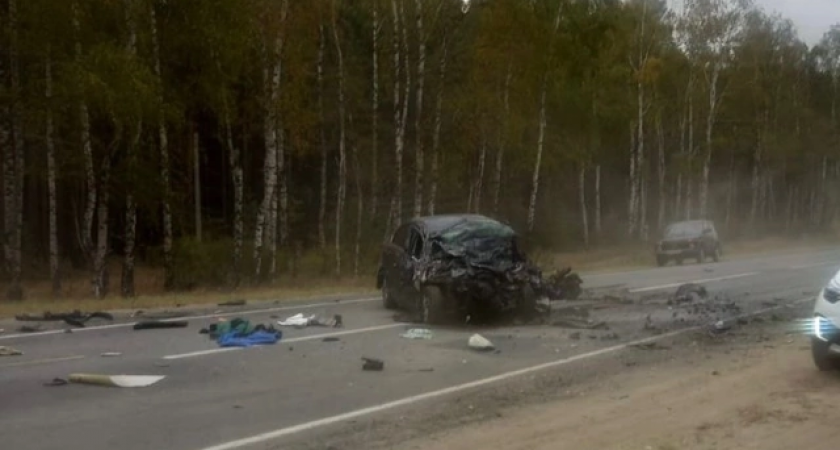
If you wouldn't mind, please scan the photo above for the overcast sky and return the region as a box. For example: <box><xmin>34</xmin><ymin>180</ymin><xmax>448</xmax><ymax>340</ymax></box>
<box><xmin>752</xmin><ymin>0</ymin><xmax>839</xmax><ymax>45</ymax></box>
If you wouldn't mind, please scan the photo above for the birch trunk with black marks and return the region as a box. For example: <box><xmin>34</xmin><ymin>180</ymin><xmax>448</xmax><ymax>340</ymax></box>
<box><xmin>656</xmin><ymin>110</ymin><xmax>665</xmax><ymax>230</ymax></box>
<box><xmin>317</xmin><ymin>23</ymin><xmax>327</xmax><ymax>250</ymax></box>
<box><xmin>351</xmin><ymin>114</ymin><xmax>363</xmax><ymax>279</ymax></box>
<box><xmin>684</xmin><ymin>73</ymin><xmax>694</xmax><ymax>220</ymax></box>
<box><xmin>579</xmin><ymin>164</ymin><xmax>589</xmax><ymax>248</ymax></box>
<box><xmin>398</xmin><ymin>0</ymin><xmax>411</xmax><ymax>220</ymax></box>
<box><xmin>627</xmin><ymin>123</ymin><xmax>637</xmax><ymax>232</ymax></box>
<box><xmin>73</xmin><ymin>1</ymin><xmax>97</xmax><ymax>261</ymax></box>
<box><xmin>254</xmin><ymin>0</ymin><xmax>288</xmax><ymax>280</ymax></box>
<box><xmin>412</xmin><ymin>0</ymin><xmax>426</xmax><ymax>218</ymax></box>
<box><xmin>750</xmin><ymin>113</ymin><xmax>764</xmax><ymax>227</ymax></box>
<box><xmin>278</xmin><ymin>127</ymin><xmax>288</xmax><ymax>248</ymax></box>
<box><xmin>46</xmin><ymin>47</ymin><xmax>60</xmax><ymax>296</ymax></box>
<box><xmin>223</xmin><ymin>105</ymin><xmax>243</xmax><ymax>288</ymax></box>
<box><xmin>122</xmin><ymin>0</ymin><xmax>139</xmax><ymax>298</ymax></box>
<box><xmin>93</xmin><ymin>143</ymin><xmax>116</xmax><ymax>299</ymax></box>
<box><xmin>333</xmin><ymin>0</ymin><xmax>347</xmax><ymax>277</ymax></box>
<box><xmin>427</xmin><ymin>30</ymin><xmax>448</xmax><ymax>216</ymax></box>
<box><xmin>370</xmin><ymin>2</ymin><xmax>380</xmax><ymax>218</ymax></box>
<box><xmin>699</xmin><ymin>62</ymin><xmax>720</xmax><ymax>219</ymax></box>
<box><xmin>527</xmin><ymin>2</ymin><xmax>563</xmax><ymax>233</ymax></box>
<box><xmin>493</xmin><ymin>61</ymin><xmax>512</xmax><ymax>216</ymax></box>
<box><xmin>150</xmin><ymin>3</ymin><xmax>173</xmax><ymax>290</ymax></box>
<box><xmin>4</xmin><ymin>0</ymin><xmax>23</xmax><ymax>300</ymax></box>
<box><xmin>594</xmin><ymin>165</ymin><xmax>602</xmax><ymax>236</ymax></box>
<box><xmin>473</xmin><ymin>135</ymin><xmax>487</xmax><ymax>213</ymax></box>
<box><xmin>193</xmin><ymin>130</ymin><xmax>202</xmax><ymax>242</ymax></box>
<box><xmin>725</xmin><ymin>148</ymin><xmax>735</xmax><ymax>231</ymax></box>
<box><xmin>0</xmin><ymin>6</ymin><xmax>11</xmax><ymax>291</ymax></box>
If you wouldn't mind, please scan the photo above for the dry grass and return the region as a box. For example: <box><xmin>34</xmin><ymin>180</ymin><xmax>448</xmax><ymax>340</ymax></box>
<box><xmin>0</xmin><ymin>234</ymin><xmax>835</xmax><ymax>318</ymax></box>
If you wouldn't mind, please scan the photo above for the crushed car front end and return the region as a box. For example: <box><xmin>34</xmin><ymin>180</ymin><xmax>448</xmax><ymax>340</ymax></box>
<box><xmin>812</xmin><ymin>276</ymin><xmax>840</xmax><ymax>370</ymax></box>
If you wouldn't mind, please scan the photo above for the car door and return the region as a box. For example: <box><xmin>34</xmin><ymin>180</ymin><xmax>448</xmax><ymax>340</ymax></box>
<box><xmin>382</xmin><ymin>224</ymin><xmax>410</xmax><ymax>300</ymax></box>
<box><xmin>399</xmin><ymin>226</ymin><xmax>426</xmax><ymax>306</ymax></box>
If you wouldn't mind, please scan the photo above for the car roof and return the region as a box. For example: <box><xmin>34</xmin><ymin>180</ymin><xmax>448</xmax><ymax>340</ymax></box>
<box><xmin>408</xmin><ymin>214</ymin><xmax>505</xmax><ymax>235</ymax></box>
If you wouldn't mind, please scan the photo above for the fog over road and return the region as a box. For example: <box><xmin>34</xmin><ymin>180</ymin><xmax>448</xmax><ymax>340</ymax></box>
<box><xmin>1</xmin><ymin>247</ymin><xmax>837</xmax><ymax>450</ymax></box>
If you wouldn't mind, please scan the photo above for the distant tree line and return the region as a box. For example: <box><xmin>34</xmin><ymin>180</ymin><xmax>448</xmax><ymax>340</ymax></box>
<box><xmin>1</xmin><ymin>0</ymin><xmax>838</xmax><ymax>300</ymax></box>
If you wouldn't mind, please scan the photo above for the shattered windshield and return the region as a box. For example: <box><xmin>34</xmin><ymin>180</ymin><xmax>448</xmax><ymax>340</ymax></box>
<box><xmin>664</xmin><ymin>222</ymin><xmax>703</xmax><ymax>239</ymax></box>
<box><xmin>434</xmin><ymin>219</ymin><xmax>518</xmax><ymax>261</ymax></box>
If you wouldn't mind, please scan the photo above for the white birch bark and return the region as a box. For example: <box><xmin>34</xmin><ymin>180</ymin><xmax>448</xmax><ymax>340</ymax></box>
<box><xmin>474</xmin><ymin>135</ymin><xmax>487</xmax><ymax>213</ymax></box>
<box><xmin>398</xmin><ymin>0</ymin><xmax>411</xmax><ymax>220</ymax></box>
<box><xmin>317</xmin><ymin>23</ymin><xmax>328</xmax><ymax>250</ymax></box>
<box><xmin>699</xmin><ymin>62</ymin><xmax>720</xmax><ymax>218</ymax></box>
<box><xmin>150</xmin><ymin>3</ymin><xmax>173</xmax><ymax>290</ymax></box>
<box><xmin>73</xmin><ymin>1</ymin><xmax>96</xmax><ymax>260</ymax></box>
<box><xmin>427</xmin><ymin>31</ymin><xmax>448</xmax><ymax>216</ymax></box>
<box><xmin>627</xmin><ymin>123</ymin><xmax>637</xmax><ymax>233</ymax></box>
<box><xmin>223</xmin><ymin>104</ymin><xmax>243</xmax><ymax>287</ymax></box>
<box><xmin>46</xmin><ymin>46</ymin><xmax>60</xmax><ymax>296</ymax></box>
<box><xmin>412</xmin><ymin>0</ymin><xmax>426</xmax><ymax>218</ymax></box>
<box><xmin>579</xmin><ymin>164</ymin><xmax>589</xmax><ymax>248</ymax></box>
<box><xmin>493</xmin><ymin>60</ymin><xmax>512</xmax><ymax>216</ymax></box>
<box><xmin>527</xmin><ymin>2</ymin><xmax>563</xmax><ymax>233</ymax></box>
<box><xmin>389</xmin><ymin>0</ymin><xmax>404</xmax><ymax>229</ymax></box>
<box><xmin>656</xmin><ymin>110</ymin><xmax>666</xmax><ymax>230</ymax></box>
<box><xmin>333</xmin><ymin>0</ymin><xmax>348</xmax><ymax>277</ymax></box>
<box><xmin>278</xmin><ymin>127</ymin><xmax>288</xmax><ymax>247</ymax></box>
<box><xmin>684</xmin><ymin>73</ymin><xmax>694</xmax><ymax>220</ymax></box>
<box><xmin>254</xmin><ymin>0</ymin><xmax>288</xmax><ymax>279</ymax></box>
<box><xmin>370</xmin><ymin>1</ymin><xmax>380</xmax><ymax>218</ymax></box>
<box><xmin>594</xmin><ymin>164</ymin><xmax>602</xmax><ymax>236</ymax></box>
<box><xmin>122</xmin><ymin>0</ymin><xmax>139</xmax><ymax>298</ymax></box>
<box><xmin>351</xmin><ymin>113</ymin><xmax>363</xmax><ymax>279</ymax></box>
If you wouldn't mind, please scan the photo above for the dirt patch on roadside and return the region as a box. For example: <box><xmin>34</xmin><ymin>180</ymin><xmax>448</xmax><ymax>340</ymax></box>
<box><xmin>389</xmin><ymin>323</ymin><xmax>839</xmax><ymax>450</ymax></box>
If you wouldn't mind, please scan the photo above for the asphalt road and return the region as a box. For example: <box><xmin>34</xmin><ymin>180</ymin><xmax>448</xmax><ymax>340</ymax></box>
<box><xmin>0</xmin><ymin>247</ymin><xmax>838</xmax><ymax>450</ymax></box>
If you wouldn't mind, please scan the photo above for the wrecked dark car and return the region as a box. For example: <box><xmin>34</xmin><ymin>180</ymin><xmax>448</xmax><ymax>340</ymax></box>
<box><xmin>376</xmin><ymin>214</ymin><xmax>582</xmax><ymax>324</ymax></box>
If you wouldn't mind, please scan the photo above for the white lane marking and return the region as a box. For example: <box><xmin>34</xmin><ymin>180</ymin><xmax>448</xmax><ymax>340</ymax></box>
<box><xmin>163</xmin><ymin>323</ymin><xmax>404</xmax><ymax>360</ymax></box>
<box><xmin>0</xmin><ymin>296</ymin><xmax>380</xmax><ymax>341</ymax></box>
<box><xmin>788</xmin><ymin>261</ymin><xmax>839</xmax><ymax>270</ymax></box>
<box><xmin>628</xmin><ymin>272</ymin><xmax>759</xmax><ymax>293</ymax></box>
<box><xmin>198</xmin><ymin>297</ymin><xmax>812</xmax><ymax>450</ymax></box>
<box><xmin>0</xmin><ymin>355</ymin><xmax>86</xmax><ymax>369</ymax></box>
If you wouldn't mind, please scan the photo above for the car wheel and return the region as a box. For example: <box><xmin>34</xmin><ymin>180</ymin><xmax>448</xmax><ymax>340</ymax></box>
<box><xmin>712</xmin><ymin>245</ymin><xmax>721</xmax><ymax>262</ymax></box>
<box><xmin>382</xmin><ymin>279</ymin><xmax>397</xmax><ymax>310</ymax></box>
<box><xmin>811</xmin><ymin>338</ymin><xmax>840</xmax><ymax>371</ymax></box>
<box><xmin>696</xmin><ymin>248</ymin><xmax>705</xmax><ymax>264</ymax></box>
<box><xmin>422</xmin><ymin>285</ymin><xmax>447</xmax><ymax>324</ymax></box>
<box><xmin>656</xmin><ymin>255</ymin><xmax>667</xmax><ymax>267</ymax></box>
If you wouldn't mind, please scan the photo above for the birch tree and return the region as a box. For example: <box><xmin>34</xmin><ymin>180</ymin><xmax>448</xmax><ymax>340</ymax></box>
<box><xmin>411</xmin><ymin>0</ymin><xmax>426</xmax><ymax>218</ymax></box>
<box><xmin>3</xmin><ymin>0</ymin><xmax>24</xmax><ymax>300</ymax></box>
<box><xmin>333</xmin><ymin>0</ymin><xmax>348</xmax><ymax>277</ymax></box>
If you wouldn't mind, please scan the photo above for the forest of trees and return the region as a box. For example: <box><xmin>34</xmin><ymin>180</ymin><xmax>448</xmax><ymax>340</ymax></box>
<box><xmin>1</xmin><ymin>0</ymin><xmax>839</xmax><ymax>301</ymax></box>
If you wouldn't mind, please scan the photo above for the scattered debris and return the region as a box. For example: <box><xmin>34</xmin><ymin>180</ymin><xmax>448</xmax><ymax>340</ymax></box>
<box><xmin>401</xmin><ymin>328</ymin><xmax>434</xmax><ymax>340</ymax></box>
<box><xmin>568</xmin><ymin>332</ymin><xmax>581</xmax><ymax>340</ymax></box>
<box><xmin>468</xmin><ymin>333</ymin><xmax>495</xmax><ymax>351</ymax></box>
<box><xmin>711</xmin><ymin>370</ymin><xmax>720</xmax><ymax>376</ymax></box>
<box><xmin>218</xmin><ymin>300</ymin><xmax>246</xmax><ymax>306</ymax></box>
<box><xmin>0</xmin><ymin>346</ymin><xmax>23</xmax><ymax>356</ymax></box>
<box><xmin>669</xmin><ymin>283</ymin><xmax>708</xmax><ymax>305</ymax></box>
<box><xmin>322</xmin><ymin>337</ymin><xmax>340</xmax><ymax>342</ymax></box>
<box><xmin>601</xmin><ymin>332</ymin><xmax>620</xmax><ymax>341</ymax></box>
<box><xmin>68</xmin><ymin>373</ymin><xmax>166</xmax><ymax>388</ymax></box>
<box><xmin>200</xmin><ymin>317</ymin><xmax>281</xmax><ymax>348</ymax></box>
<box><xmin>132</xmin><ymin>311</ymin><xmax>188</xmax><ymax>320</ymax></box>
<box><xmin>15</xmin><ymin>310</ymin><xmax>114</xmax><ymax>329</ymax></box>
<box><xmin>630</xmin><ymin>342</ymin><xmax>671</xmax><ymax>350</ymax></box>
<box><xmin>43</xmin><ymin>378</ymin><xmax>68</xmax><ymax>387</ymax></box>
<box><xmin>18</xmin><ymin>325</ymin><xmax>42</xmax><ymax>333</ymax></box>
<box><xmin>277</xmin><ymin>313</ymin><xmax>342</xmax><ymax>328</ymax></box>
<box><xmin>100</xmin><ymin>352</ymin><xmax>122</xmax><ymax>357</ymax></box>
<box><xmin>551</xmin><ymin>318</ymin><xmax>609</xmax><ymax>330</ymax></box>
<box><xmin>362</xmin><ymin>357</ymin><xmax>384</xmax><ymax>371</ymax></box>
<box><xmin>708</xmin><ymin>320</ymin><xmax>732</xmax><ymax>336</ymax></box>
<box><xmin>133</xmin><ymin>320</ymin><xmax>188</xmax><ymax>330</ymax></box>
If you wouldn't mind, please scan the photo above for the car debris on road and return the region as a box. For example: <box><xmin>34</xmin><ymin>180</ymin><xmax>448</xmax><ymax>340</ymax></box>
<box><xmin>362</xmin><ymin>357</ymin><xmax>384</xmax><ymax>371</ymax></box>
<box><xmin>0</xmin><ymin>345</ymin><xmax>23</xmax><ymax>356</ymax></box>
<box><xmin>133</xmin><ymin>320</ymin><xmax>189</xmax><ymax>330</ymax></box>
<box><xmin>401</xmin><ymin>328</ymin><xmax>434</xmax><ymax>340</ymax></box>
<box><xmin>277</xmin><ymin>313</ymin><xmax>342</xmax><ymax>328</ymax></box>
<box><xmin>468</xmin><ymin>334</ymin><xmax>495</xmax><ymax>351</ymax></box>
<box><xmin>200</xmin><ymin>317</ymin><xmax>282</xmax><ymax>348</ymax></box>
<box><xmin>15</xmin><ymin>310</ymin><xmax>114</xmax><ymax>328</ymax></box>
<box><xmin>67</xmin><ymin>373</ymin><xmax>166</xmax><ymax>388</ymax></box>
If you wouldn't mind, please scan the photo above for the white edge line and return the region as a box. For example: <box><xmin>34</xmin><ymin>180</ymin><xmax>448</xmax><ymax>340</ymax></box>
<box><xmin>163</xmin><ymin>323</ymin><xmax>405</xmax><ymax>360</ymax></box>
<box><xmin>628</xmin><ymin>272</ymin><xmax>759</xmax><ymax>293</ymax></box>
<box><xmin>0</xmin><ymin>297</ymin><xmax>381</xmax><ymax>341</ymax></box>
<box><xmin>788</xmin><ymin>261</ymin><xmax>839</xmax><ymax>270</ymax></box>
<box><xmin>197</xmin><ymin>296</ymin><xmax>814</xmax><ymax>450</ymax></box>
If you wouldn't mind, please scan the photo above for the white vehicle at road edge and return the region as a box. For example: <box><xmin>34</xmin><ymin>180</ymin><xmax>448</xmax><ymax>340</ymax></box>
<box><xmin>812</xmin><ymin>267</ymin><xmax>840</xmax><ymax>370</ymax></box>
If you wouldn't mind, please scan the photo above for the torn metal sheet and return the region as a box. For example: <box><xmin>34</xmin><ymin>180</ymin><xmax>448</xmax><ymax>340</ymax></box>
<box><xmin>68</xmin><ymin>373</ymin><xmax>165</xmax><ymax>388</ymax></box>
<box><xmin>133</xmin><ymin>320</ymin><xmax>188</xmax><ymax>330</ymax></box>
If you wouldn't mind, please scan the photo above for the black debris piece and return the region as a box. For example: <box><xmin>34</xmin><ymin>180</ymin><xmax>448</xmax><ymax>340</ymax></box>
<box><xmin>322</xmin><ymin>337</ymin><xmax>340</xmax><ymax>342</ymax></box>
<box><xmin>43</xmin><ymin>378</ymin><xmax>68</xmax><ymax>387</ymax></box>
<box><xmin>333</xmin><ymin>314</ymin><xmax>343</xmax><ymax>328</ymax></box>
<box><xmin>362</xmin><ymin>357</ymin><xmax>384</xmax><ymax>371</ymax></box>
<box><xmin>218</xmin><ymin>300</ymin><xmax>247</xmax><ymax>307</ymax></box>
<box><xmin>133</xmin><ymin>320</ymin><xmax>189</xmax><ymax>330</ymax></box>
<box><xmin>16</xmin><ymin>310</ymin><xmax>114</xmax><ymax>328</ymax></box>
<box><xmin>669</xmin><ymin>283</ymin><xmax>708</xmax><ymax>305</ymax></box>
<box><xmin>630</xmin><ymin>342</ymin><xmax>671</xmax><ymax>350</ymax></box>
<box><xmin>18</xmin><ymin>325</ymin><xmax>42</xmax><ymax>333</ymax></box>
<box><xmin>569</xmin><ymin>332</ymin><xmax>581</xmax><ymax>340</ymax></box>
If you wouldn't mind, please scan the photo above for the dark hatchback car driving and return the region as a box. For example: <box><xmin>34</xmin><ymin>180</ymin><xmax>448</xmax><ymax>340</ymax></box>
<box><xmin>654</xmin><ymin>219</ymin><xmax>721</xmax><ymax>266</ymax></box>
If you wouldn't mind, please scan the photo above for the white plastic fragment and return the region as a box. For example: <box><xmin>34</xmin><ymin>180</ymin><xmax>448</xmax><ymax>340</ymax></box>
<box><xmin>401</xmin><ymin>328</ymin><xmax>434</xmax><ymax>340</ymax></box>
<box><xmin>468</xmin><ymin>334</ymin><xmax>494</xmax><ymax>351</ymax></box>
<box><xmin>68</xmin><ymin>373</ymin><xmax>165</xmax><ymax>388</ymax></box>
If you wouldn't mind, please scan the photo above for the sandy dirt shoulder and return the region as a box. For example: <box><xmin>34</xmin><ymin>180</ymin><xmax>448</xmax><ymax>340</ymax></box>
<box><xmin>391</xmin><ymin>316</ymin><xmax>840</xmax><ymax>450</ymax></box>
